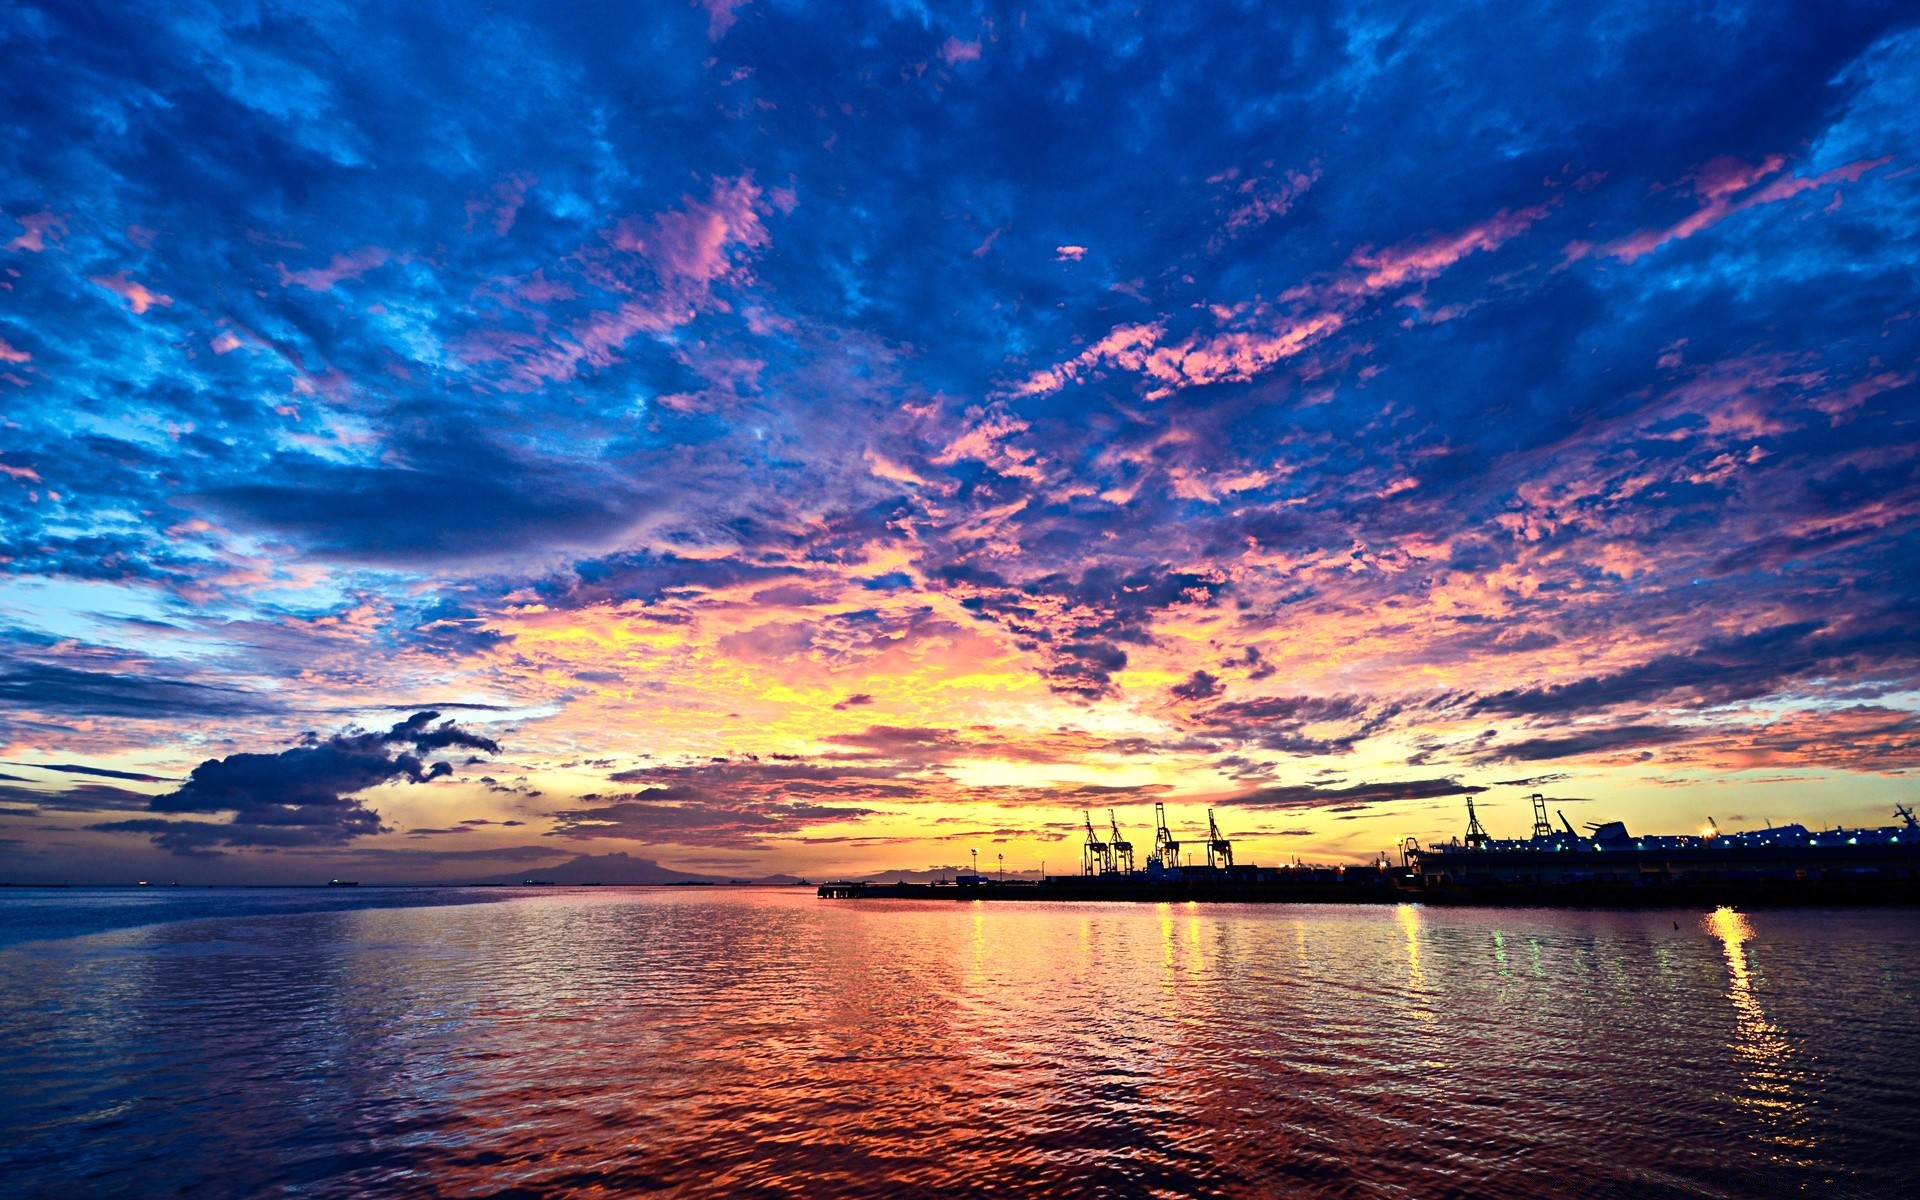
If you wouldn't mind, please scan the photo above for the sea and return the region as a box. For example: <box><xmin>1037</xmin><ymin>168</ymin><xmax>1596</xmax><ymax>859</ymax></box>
<box><xmin>1</xmin><ymin>886</ymin><xmax>1915</xmax><ymax>1198</ymax></box>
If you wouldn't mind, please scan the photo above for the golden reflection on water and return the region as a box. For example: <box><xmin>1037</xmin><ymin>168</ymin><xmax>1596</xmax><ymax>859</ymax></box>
<box><xmin>1395</xmin><ymin>903</ymin><xmax>1425</xmax><ymax>993</ymax></box>
<box><xmin>1705</xmin><ymin>907</ymin><xmax>1811</xmax><ymax>1150</ymax></box>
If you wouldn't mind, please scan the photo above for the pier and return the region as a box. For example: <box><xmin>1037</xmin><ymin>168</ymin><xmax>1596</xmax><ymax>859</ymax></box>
<box><xmin>819</xmin><ymin>800</ymin><xmax>1920</xmax><ymax>907</ymax></box>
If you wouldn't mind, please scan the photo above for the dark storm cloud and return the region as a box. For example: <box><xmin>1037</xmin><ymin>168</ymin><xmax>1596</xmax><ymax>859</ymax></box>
<box><xmin>97</xmin><ymin>712</ymin><xmax>500</xmax><ymax>852</ymax></box>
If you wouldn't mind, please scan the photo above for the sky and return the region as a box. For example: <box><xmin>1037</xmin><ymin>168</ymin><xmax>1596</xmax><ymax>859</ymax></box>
<box><xmin>2</xmin><ymin>0</ymin><xmax>1918</xmax><ymax>884</ymax></box>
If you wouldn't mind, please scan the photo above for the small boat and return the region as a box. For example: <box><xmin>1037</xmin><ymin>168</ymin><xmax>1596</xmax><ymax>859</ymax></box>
<box><xmin>327</xmin><ymin>879</ymin><xmax>360</xmax><ymax>887</ymax></box>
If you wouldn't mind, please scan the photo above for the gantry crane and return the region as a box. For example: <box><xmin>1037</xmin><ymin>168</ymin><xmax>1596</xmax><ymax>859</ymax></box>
<box><xmin>1530</xmin><ymin>793</ymin><xmax>1553</xmax><ymax>840</ymax></box>
<box><xmin>1463</xmin><ymin>797</ymin><xmax>1490</xmax><ymax>849</ymax></box>
<box><xmin>1082</xmin><ymin>811</ymin><xmax>1112</xmax><ymax>876</ymax></box>
<box><xmin>1153</xmin><ymin>802</ymin><xmax>1181</xmax><ymax>871</ymax></box>
<box><xmin>1107</xmin><ymin>810</ymin><xmax>1135</xmax><ymax>874</ymax></box>
<box><xmin>1205</xmin><ymin>808</ymin><xmax>1233</xmax><ymax>870</ymax></box>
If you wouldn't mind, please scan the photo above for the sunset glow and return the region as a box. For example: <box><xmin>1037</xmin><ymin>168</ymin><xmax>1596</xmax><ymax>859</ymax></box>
<box><xmin>2</xmin><ymin>1</ymin><xmax>1918</xmax><ymax>884</ymax></box>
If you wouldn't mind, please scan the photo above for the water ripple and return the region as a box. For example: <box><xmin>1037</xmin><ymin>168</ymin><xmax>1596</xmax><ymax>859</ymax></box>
<box><xmin>2</xmin><ymin>890</ymin><xmax>1916</xmax><ymax>1198</ymax></box>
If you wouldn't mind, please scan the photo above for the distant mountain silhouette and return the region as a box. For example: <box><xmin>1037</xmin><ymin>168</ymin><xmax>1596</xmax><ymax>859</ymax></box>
<box><xmin>469</xmin><ymin>851</ymin><xmax>722</xmax><ymax>885</ymax></box>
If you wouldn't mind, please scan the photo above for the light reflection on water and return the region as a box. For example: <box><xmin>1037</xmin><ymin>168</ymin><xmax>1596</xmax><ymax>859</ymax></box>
<box><xmin>1</xmin><ymin>888</ymin><xmax>1916</xmax><ymax>1198</ymax></box>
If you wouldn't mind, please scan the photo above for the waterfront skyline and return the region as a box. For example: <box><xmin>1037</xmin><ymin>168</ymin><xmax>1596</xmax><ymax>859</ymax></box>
<box><xmin>4</xmin><ymin>1</ymin><xmax>1919</xmax><ymax>883</ymax></box>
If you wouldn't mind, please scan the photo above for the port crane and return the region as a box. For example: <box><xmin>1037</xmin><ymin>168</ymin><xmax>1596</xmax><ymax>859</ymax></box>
<box><xmin>1530</xmin><ymin>793</ymin><xmax>1553</xmax><ymax>839</ymax></box>
<box><xmin>1153</xmin><ymin>802</ymin><xmax>1181</xmax><ymax>870</ymax></box>
<box><xmin>1107</xmin><ymin>810</ymin><xmax>1135</xmax><ymax>874</ymax></box>
<box><xmin>1463</xmin><ymin>797</ymin><xmax>1490</xmax><ymax>849</ymax></box>
<box><xmin>1205</xmin><ymin>808</ymin><xmax>1233</xmax><ymax>870</ymax></box>
<box><xmin>1082</xmin><ymin>811</ymin><xmax>1112</xmax><ymax>876</ymax></box>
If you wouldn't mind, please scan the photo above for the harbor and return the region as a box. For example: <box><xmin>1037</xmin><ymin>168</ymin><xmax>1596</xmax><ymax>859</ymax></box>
<box><xmin>819</xmin><ymin>797</ymin><xmax>1920</xmax><ymax>907</ymax></box>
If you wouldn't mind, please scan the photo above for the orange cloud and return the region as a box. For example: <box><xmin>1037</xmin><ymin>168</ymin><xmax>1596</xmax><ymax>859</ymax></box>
<box><xmin>90</xmin><ymin>271</ymin><xmax>172</xmax><ymax>314</ymax></box>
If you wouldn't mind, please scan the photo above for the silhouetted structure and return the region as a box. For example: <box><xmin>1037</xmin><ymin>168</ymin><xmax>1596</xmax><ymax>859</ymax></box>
<box><xmin>1206</xmin><ymin>808</ymin><xmax>1232</xmax><ymax>870</ymax></box>
<box><xmin>1107</xmin><ymin>810</ymin><xmax>1135</xmax><ymax>874</ymax></box>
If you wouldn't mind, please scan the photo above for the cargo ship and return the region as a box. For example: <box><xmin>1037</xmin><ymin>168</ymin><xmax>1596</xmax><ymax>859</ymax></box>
<box><xmin>819</xmin><ymin>797</ymin><xmax>1920</xmax><ymax>907</ymax></box>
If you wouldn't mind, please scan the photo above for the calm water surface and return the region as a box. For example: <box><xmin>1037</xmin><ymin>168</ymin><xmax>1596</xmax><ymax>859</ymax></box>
<box><xmin>1</xmin><ymin>887</ymin><xmax>1915</xmax><ymax>1198</ymax></box>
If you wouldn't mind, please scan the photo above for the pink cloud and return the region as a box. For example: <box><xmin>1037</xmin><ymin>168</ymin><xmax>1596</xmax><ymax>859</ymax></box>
<box><xmin>0</xmin><ymin>336</ymin><xmax>28</xmax><ymax>363</ymax></box>
<box><xmin>1215</xmin><ymin>167</ymin><xmax>1319</xmax><ymax>248</ymax></box>
<box><xmin>613</xmin><ymin>175</ymin><xmax>769</xmax><ymax>289</ymax></box>
<box><xmin>6</xmin><ymin>211</ymin><xmax>64</xmax><ymax>253</ymax></box>
<box><xmin>90</xmin><ymin>271</ymin><xmax>173</xmax><ymax>314</ymax></box>
<box><xmin>695</xmin><ymin>0</ymin><xmax>750</xmax><ymax>40</ymax></box>
<box><xmin>277</xmin><ymin>246</ymin><xmax>391</xmax><ymax>291</ymax></box>
<box><xmin>479</xmin><ymin>176</ymin><xmax>774</xmax><ymax>389</ymax></box>
<box><xmin>465</xmin><ymin>172</ymin><xmax>536</xmax><ymax>237</ymax></box>
<box><xmin>1055</xmin><ymin>245</ymin><xmax>1087</xmax><ymax>261</ymax></box>
<box><xmin>940</xmin><ymin>37</ymin><xmax>982</xmax><ymax>65</ymax></box>
<box><xmin>1599</xmin><ymin>154</ymin><xmax>1889</xmax><ymax>263</ymax></box>
<box><xmin>1348</xmin><ymin>204</ymin><xmax>1552</xmax><ymax>290</ymax></box>
<box><xmin>1016</xmin><ymin>202</ymin><xmax>1545</xmax><ymax>400</ymax></box>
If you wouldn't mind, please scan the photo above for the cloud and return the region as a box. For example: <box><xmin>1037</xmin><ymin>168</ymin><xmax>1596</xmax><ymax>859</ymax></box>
<box><xmin>198</xmin><ymin>437</ymin><xmax>655</xmax><ymax>564</ymax></box>
<box><xmin>1474</xmin><ymin>724</ymin><xmax>1695</xmax><ymax>763</ymax></box>
<box><xmin>0</xmin><ymin>781</ymin><xmax>155</xmax><ymax>812</ymax></box>
<box><xmin>1170</xmin><ymin>670</ymin><xmax>1223</xmax><ymax>702</ymax></box>
<box><xmin>2</xmin><ymin>762</ymin><xmax>173</xmax><ymax>783</ymax></box>
<box><xmin>695</xmin><ymin>0</ymin><xmax>750</xmax><ymax>40</ymax></box>
<box><xmin>940</xmin><ymin>38</ymin><xmax>981</xmax><ymax>65</ymax></box>
<box><xmin>276</xmin><ymin>246</ymin><xmax>391</xmax><ymax>291</ymax></box>
<box><xmin>549</xmin><ymin>788</ymin><xmax>874</xmax><ymax>848</ymax></box>
<box><xmin>1470</xmin><ymin>621</ymin><xmax>1920</xmax><ymax>717</ymax></box>
<box><xmin>1231</xmin><ymin>777</ymin><xmax>1487</xmax><ymax>810</ymax></box>
<box><xmin>89</xmin><ymin>271</ymin><xmax>172</xmax><ymax>314</ymax></box>
<box><xmin>97</xmin><ymin>712</ymin><xmax>499</xmax><ymax>853</ymax></box>
<box><xmin>1185</xmin><ymin>695</ymin><xmax>1404</xmax><ymax>756</ymax></box>
<box><xmin>1591</xmin><ymin>154</ymin><xmax>1889</xmax><ymax>263</ymax></box>
<box><xmin>0</xmin><ymin>662</ymin><xmax>260</xmax><ymax>720</ymax></box>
